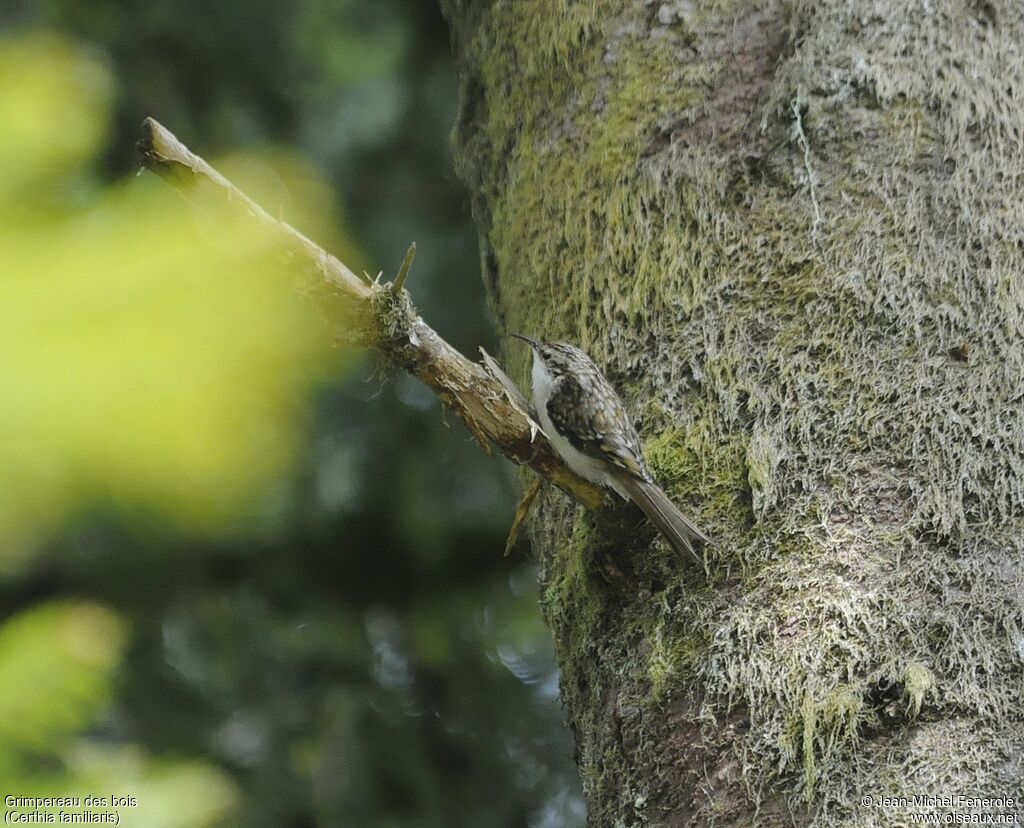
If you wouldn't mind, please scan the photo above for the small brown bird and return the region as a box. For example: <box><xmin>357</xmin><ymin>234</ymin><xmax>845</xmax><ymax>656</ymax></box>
<box><xmin>513</xmin><ymin>334</ymin><xmax>708</xmax><ymax>560</ymax></box>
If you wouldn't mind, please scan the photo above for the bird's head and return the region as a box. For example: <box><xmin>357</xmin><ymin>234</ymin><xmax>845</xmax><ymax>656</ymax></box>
<box><xmin>510</xmin><ymin>332</ymin><xmax>556</xmax><ymax>387</ymax></box>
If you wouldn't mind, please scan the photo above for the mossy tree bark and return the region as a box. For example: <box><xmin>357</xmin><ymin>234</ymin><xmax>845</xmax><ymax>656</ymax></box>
<box><xmin>442</xmin><ymin>1</ymin><xmax>1024</xmax><ymax>825</ymax></box>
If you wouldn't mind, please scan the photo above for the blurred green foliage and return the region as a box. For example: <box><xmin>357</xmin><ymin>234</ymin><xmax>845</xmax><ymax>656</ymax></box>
<box><xmin>0</xmin><ymin>37</ymin><xmax>345</xmax><ymax>556</ymax></box>
<box><xmin>0</xmin><ymin>2</ymin><xmax>583</xmax><ymax>826</ymax></box>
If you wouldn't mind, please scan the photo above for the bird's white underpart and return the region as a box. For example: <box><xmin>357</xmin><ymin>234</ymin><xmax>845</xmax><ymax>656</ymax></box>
<box><xmin>529</xmin><ymin>348</ymin><xmax>630</xmax><ymax>499</ymax></box>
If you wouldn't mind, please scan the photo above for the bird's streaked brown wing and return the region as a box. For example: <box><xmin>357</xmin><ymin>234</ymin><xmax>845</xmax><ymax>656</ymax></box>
<box><xmin>544</xmin><ymin>346</ymin><xmax>649</xmax><ymax>480</ymax></box>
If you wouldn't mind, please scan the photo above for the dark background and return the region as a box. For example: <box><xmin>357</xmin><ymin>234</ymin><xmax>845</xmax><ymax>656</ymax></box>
<box><xmin>0</xmin><ymin>1</ymin><xmax>584</xmax><ymax>825</ymax></box>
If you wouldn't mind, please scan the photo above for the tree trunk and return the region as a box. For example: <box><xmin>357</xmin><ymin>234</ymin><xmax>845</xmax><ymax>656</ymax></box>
<box><xmin>441</xmin><ymin>1</ymin><xmax>1024</xmax><ymax>825</ymax></box>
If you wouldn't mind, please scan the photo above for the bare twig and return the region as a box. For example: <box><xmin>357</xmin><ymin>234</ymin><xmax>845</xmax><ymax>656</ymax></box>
<box><xmin>137</xmin><ymin>117</ymin><xmax>605</xmax><ymax>510</ymax></box>
<box><xmin>505</xmin><ymin>477</ymin><xmax>543</xmax><ymax>557</ymax></box>
<box><xmin>392</xmin><ymin>241</ymin><xmax>416</xmax><ymax>294</ymax></box>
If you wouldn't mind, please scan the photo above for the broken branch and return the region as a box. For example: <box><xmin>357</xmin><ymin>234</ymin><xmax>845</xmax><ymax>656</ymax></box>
<box><xmin>137</xmin><ymin>117</ymin><xmax>605</xmax><ymax>511</ymax></box>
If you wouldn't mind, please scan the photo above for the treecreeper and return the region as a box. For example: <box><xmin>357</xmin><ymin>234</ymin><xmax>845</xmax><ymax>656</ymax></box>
<box><xmin>513</xmin><ymin>335</ymin><xmax>708</xmax><ymax>560</ymax></box>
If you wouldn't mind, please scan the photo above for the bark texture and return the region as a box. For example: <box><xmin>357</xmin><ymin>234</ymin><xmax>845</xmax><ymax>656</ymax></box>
<box><xmin>442</xmin><ymin>0</ymin><xmax>1024</xmax><ymax>825</ymax></box>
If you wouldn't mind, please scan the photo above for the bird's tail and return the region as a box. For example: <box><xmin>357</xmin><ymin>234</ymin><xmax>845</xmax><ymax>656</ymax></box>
<box><xmin>618</xmin><ymin>475</ymin><xmax>709</xmax><ymax>561</ymax></box>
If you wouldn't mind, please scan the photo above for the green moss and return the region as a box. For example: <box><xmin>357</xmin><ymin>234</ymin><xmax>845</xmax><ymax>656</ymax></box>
<box><xmin>904</xmin><ymin>661</ymin><xmax>935</xmax><ymax>717</ymax></box>
<box><xmin>648</xmin><ymin>646</ymin><xmax>672</xmax><ymax>704</ymax></box>
<box><xmin>644</xmin><ymin>428</ymin><xmax>703</xmax><ymax>483</ymax></box>
<box><xmin>647</xmin><ymin>618</ymin><xmax>711</xmax><ymax>704</ymax></box>
<box><xmin>791</xmin><ymin>682</ymin><xmax>865</xmax><ymax>799</ymax></box>
<box><xmin>447</xmin><ymin>1</ymin><xmax>723</xmax><ymax>349</ymax></box>
<box><xmin>541</xmin><ymin>509</ymin><xmax>603</xmax><ymax>659</ymax></box>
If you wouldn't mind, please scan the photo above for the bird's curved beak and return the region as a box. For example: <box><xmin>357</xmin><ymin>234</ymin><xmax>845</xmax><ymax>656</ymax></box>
<box><xmin>509</xmin><ymin>333</ymin><xmax>540</xmax><ymax>349</ymax></box>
